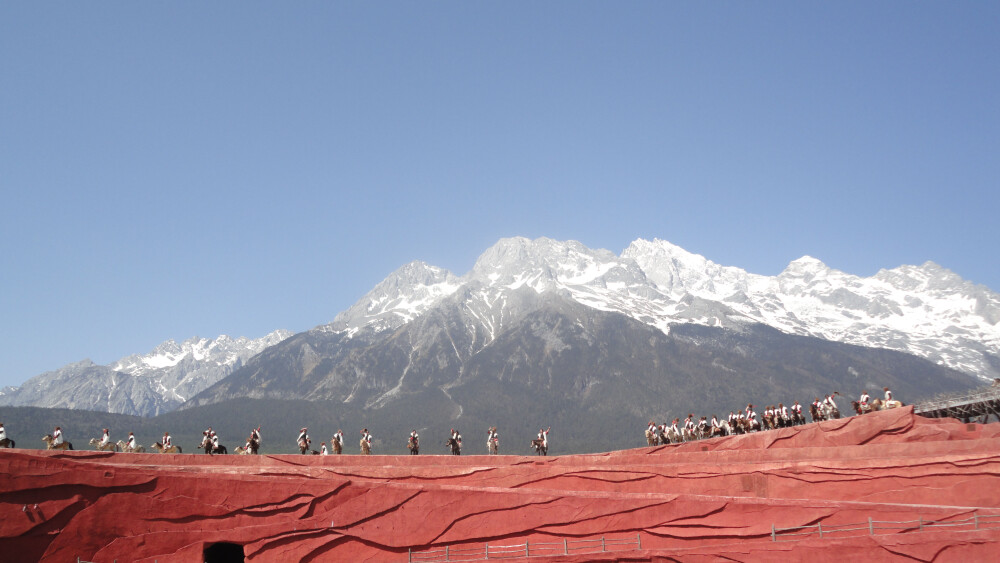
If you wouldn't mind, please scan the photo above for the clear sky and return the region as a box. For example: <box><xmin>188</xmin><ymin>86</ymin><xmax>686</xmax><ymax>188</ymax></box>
<box><xmin>2</xmin><ymin>3</ymin><xmax>998</xmax><ymax>388</ymax></box>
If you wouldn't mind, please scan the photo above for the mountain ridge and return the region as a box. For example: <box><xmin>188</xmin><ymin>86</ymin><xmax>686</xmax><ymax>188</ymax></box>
<box><xmin>327</xmin><ymin>237</ymin><xmax>1000</xmax><ymax>382</ymax></box>
<box><xmin>0</xmin><ymin>330</ymin><xmax>293</xmax><ymax>416</ymax></box>
<box><xmin>6</xmin><ymin>237</ymin><xmax>998</xmax><ymax>418</ymax></box>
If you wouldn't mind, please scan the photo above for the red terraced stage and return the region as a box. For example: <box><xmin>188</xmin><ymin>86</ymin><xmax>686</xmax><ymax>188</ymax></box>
<box><xmin>3</xmin><ymin>406</ymin><xmax>1000</xmax><ymax>562</ymax></box>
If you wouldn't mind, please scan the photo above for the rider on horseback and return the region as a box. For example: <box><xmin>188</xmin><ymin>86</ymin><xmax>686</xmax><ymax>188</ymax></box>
<box><xmin>487</xmin><ymin>426</ymin><xmax>498</xmax><ymax>452</ymax></box>
<box><xmin>162</xmin><ymin>432</ymin><xmax>172</xmax><ymax>450</ymax></box>
<box><xmin>320</xmin><ymin>442</ymin><xmax>328</xmax><ymax>455</ymax></box>
<box><xmin>361</xmin><ymin>428</ymin><xmax>373</xmax><ymax>454</ymax></box>
<box><xmin>859</xmin><ymin>390</ymin><xmax>870</xmax><ymax>410</ymax></box>
<box><xmin>126</xmin><ymin>432</ymin><xmax>137</xmax><ymax>451</ymax></box>
<box><xmin>683</xmin><ymin>415</ymin><xmax>695</xmax><ymax>439</ymax></box>
<box><xmin>825</xmin><ymin>393</ymin><xmax>840</xmax><ymax>417</ymax></box>
<box><xmin>250</xmin><ymin>426</ymin><xmax>261</xmax><ymax>453</ymax></box>
<box><xmin>298</xmin><ymin>428</ymin><xmax>310</xmax><ymax>452</ymax></box>
<box><xmin>669</xmin><ymin>418</ymin><xmax>680</xmax><ymax>439</ymax></box>
<box><xmin>100</xmin><ymin>428</ymin><xmax>111</xmax><ymax>449</ymax></box>
<box><xmin>53</xmin><ymin>426</ymin><xmax>65</xmax><ymax>447</ymax></box>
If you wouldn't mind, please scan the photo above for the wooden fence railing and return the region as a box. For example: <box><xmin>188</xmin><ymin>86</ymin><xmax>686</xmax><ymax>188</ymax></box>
<box><xmin>408</xmin><ymin>533</ymin><xmax>641</xmax><ymax>561</ymax></box>
<box><xmin>772</xmin><ymin>513</ymin><xmax>1000</xmax><ymax>542</ymax></box>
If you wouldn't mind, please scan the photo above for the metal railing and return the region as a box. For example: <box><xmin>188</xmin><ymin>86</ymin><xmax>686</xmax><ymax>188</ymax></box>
<box><xmin>772</xmin><ymin>513</ymin><xmax>1000</xmax><ymax>542</ymax></box>
<box><xmin>913</xmin><ymin>385</ymin><xmax>1000</xmax><ymax>415</ymax></box>
<box><xmin>408</xmin><ymin>533</ymin><xmax>641</xmax><ymax>561</ymax></box>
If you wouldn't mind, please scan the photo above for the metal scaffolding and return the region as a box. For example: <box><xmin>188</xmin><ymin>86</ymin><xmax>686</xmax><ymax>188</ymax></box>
<box><xmin>913</xmin><ymin>383</ymin><xmax>1000</xmax><ymax>424</ymax></box>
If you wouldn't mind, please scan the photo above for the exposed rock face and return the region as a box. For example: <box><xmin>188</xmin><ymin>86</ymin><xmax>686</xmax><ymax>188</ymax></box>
<box><xmin>0</xmin><ymin>331</ymin><xmax>292</xmax><ymax>416</ymax></box>
<box><xmin>186</xmin><ymin>236</ymin><xmax>990</xmax><ymax>422</ymax></box>
<box><xmin>3</xmin><ymin>407</ymin><xmax>999</xmax><ymax>562</ymax></box>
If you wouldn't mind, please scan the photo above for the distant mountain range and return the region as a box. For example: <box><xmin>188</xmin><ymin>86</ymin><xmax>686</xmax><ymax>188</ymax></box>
<box><xmin>0</xmin><ymin>332</ymin><xmax>291</xmax><ymax>416</ymax></box>
<box><xmin>3</xmin><ymin>237</ymin><xmax>997</xmax><ymax>424</ymax></box>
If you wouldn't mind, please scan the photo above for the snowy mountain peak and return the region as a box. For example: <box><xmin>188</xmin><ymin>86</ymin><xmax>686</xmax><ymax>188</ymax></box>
<box><xmin>111</xmin><ymin>331</ymin><xmax>292</xmax><ymax>375</ymax></box>
<box><xmin>329</xmin><ymin>236</ymin><xmax>1000</xmax><ymax>382</ymax></box>
<box><xmin>328</xmin><ymin>260</ymin><xmax>462</xmax><ymax>334</ymax></box>
<box><xmin>624</xmin><ymin>238</ymin><xmax>754</xmax><ymax>298</ymax></box>
<box><xmin>470</xmin><ymin>237</ymin><xmax>618</xmax><ymax>287</ymax></box>
<box><xmin>783</xmin><ymin>256</ymin><xmax>829</xmax><ymax>274</ymax></box>
<box><xmin>1</xmin><ymin>330</ymin><xmax>293</xmax><ymax>416</ymax></box>
<box><xmin>874</xmin><ymin>261</ymin><xmax>966</xmax><ymax>293</ymax></box>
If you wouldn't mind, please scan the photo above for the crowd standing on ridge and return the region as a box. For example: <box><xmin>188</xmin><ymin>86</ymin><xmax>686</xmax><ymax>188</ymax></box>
<box><xmin>0</xmin><ymin>387</ymin><xmax>905</xmax><ymax>456</ymax></box>
<box><xmin>645</xmin><ymin>388</ymin><xmax>902</xmax><ymax>445</ymax></box>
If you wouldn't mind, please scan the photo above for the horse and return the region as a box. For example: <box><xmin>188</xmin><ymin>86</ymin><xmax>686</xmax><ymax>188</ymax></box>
<box><xmin>331</xmin><ymin>436</ymin><xmax>342</xmax><ymax>455</ymax></box>
<box><xmin>809</xmin><ymin>404</ymin><xmax>825</xmax><ymax>422</ymax></box>
<box><xmin>664</xmin><ymin>427</ymin><xmax>682</xmax><ymax>443</ymax></box>
<box><xmin>407</xmin><ymin>436</ymin><xmax>419</xmax><ymax>455</ymax></box>
<box><xmin>644</xmin><ymin>429</ymin><xmax>659</xmax><ymax>446</ymax></box>
<box><xmin>199</xmin><ymin>435</ymin><xmax>227</xmax><ymax>455</ymax></box>
<box><xmin>871</xmin><ymin>398</ymin><xmax>903</xmax><ymax>410</ymax></box>
<box><xmin>851</xmin><ymin>401</ymin><xmax>873</xmax><ymax>415</ymax></box>
<box><xmin>234</xmin><ymin>446</ymin><xmax>251</xmax><ymax>455</ymax></box>
<box><xmin>247</xmin><ymin>436</ymin><xmax>261</xmax><ymax>454</ymax></box>
<box><xmin>762</xmin><ymin>413</ymin><xmax>775</xmax><ymax>430</ymax></box>
<box><xmin>727</xmin><ymin>420</ymin><xmax>743</xmax><ymax>435</ymax></box>
<box><xmin>681</xmin><ymin>427</ymin><xmax>698</xmax><ymax>442</ymax></box>
<box><xmin>42</xmin><ymin>435</ymin><xmax>73</xmax><ymax>450</ymax></box>
<box><xmin>446</xmin><ymin>437</ymin><xmax>461</xmax><ymax>456</ymax></box>
<box><xmin>89</xmin><ymin>438</ymin><xmax>119</xmax><ymax>452</ymax></box>
<box><xmin>299</xmin><ymin>439</ymin><xmax>315</xmax><ymax>455</ymax></box>
<box><xmin>117</xmin><ymin>440</ymin><xmax>144</xmax><ymax>453</ymax></box>
<box><xmin>360</xmin><ymin>438</ymin><xmax>371</xmax><ymax>455</ymax></box>
<box><xmin>530</xmin><ymin>438</ymin><xmax>547</xmax><ymax>456</ymax></box>
<box><xmin>151</xmin><ymin>441</ymin><xmax>181</xmax><ymax>454</ymax></box>
<box><xmin>0</xmin><ymin>438</ymin><xmax>15</xmax><ymax>448</ymax></box>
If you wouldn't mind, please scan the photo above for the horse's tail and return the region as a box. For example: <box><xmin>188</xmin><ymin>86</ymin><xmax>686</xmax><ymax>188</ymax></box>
<box><xmin>177</xmin><ymin>446</ymin><xmax>182</xmax><ymax>453</ymax></box>
<box><xmin>68</xmin><ymin>442</ymin><xmax>74</xmax><ymax>450</ymax></box>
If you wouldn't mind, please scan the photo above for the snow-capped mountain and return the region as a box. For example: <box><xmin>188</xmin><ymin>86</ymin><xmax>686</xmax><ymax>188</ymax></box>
<box><xmin>186</xmin><ymin>236</ymin><xmax>980</xmax><ymax>432</ymax></box>
<box><xmin>0</xmin><ymin>331</ymin><xmax>292</xmax><ymax>416</ymax></box>
<box><xmin>329</xmin><ymin>237</ymin><xmax>1000</xmax><ymax>382</ymax></box>
<box><xmin>11</xmin><ymin>236</ymin><xmax>997</xmax><ymax>423</ymax></box>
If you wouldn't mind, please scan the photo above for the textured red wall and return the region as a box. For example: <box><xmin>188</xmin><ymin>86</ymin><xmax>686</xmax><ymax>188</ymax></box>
<box><xmin>2</xmin><ymin>406</ymin><xmax>999</xmax><ymax>562</ymax></box>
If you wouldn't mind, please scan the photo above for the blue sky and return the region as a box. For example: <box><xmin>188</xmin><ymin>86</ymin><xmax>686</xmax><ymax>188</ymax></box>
<box><xmin>2</xmin><ymin>3</ymin><xmax>997</xmax><ymax>388</ymax></box>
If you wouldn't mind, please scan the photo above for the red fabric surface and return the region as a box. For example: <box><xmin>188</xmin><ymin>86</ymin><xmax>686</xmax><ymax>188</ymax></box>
<box><xmin>2</xmin><ymin>406</ymin><xmax>999</xmax><ymax>562</ymax></box>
